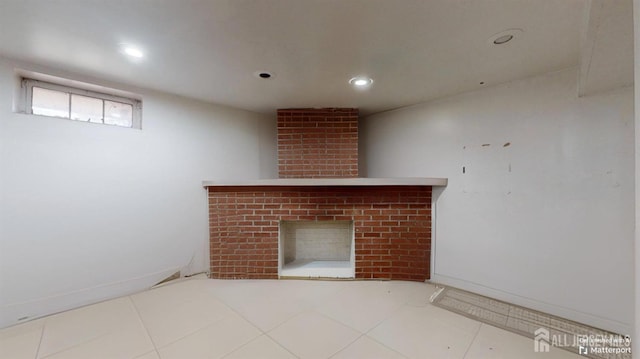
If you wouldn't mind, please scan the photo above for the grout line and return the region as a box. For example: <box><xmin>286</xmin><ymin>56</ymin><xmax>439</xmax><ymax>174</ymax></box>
<box><xmin>232</xmin><ymin>334</ymin><xmax>301</xmax><ymax>359</ymax></box>
<box><xmin>148</xmin><ymin>278</ymin><xmax>276</xmax><ymax>357</ymax></box>
<box><xmin>127</xmin><ymin>296</ymin><xmax>159</xmax><ymax>350</ymax></box>
<box><xmin>29</xmin><ymin>297</ymin><xmax>143</xmax><ymax>358</ymax></box>
<box><xmin>350</xmin><ymin>333</ymin><xmax>410</xmax><ymax>359</ymax></box>
<box><xmin>132</xmin><ymin>349</ymin><xmax>162</xmax><ymax>359</ymax></box>
<box><xmin>34</xmin><ymin>319</ymin><xmax>46</xmax><ymax>359</ymax></box>
<box><xmin>360</xmin><ymin>291</ymin><xmax>434</xmax><ymax>359</ymax></box>
<box><xmin>202</xmin><ymin>283</ymin><xmax>268</xmax><ymax>337</ymax></box>
<box><xmin>132</xmin><ymin>277</ymin><xmax>256</xmax><ymax>352</ymax></box>
<box><xmin>38</xmin><ymin>328</ymin><xmax>117</xmax><ymax>359</ymax></box>
<box><xmin>364</xmin><ymin>296</ymin><xmax>410</xmax><ymax>336</ymax></box>
<box><xmin>311</xmin><ymin>308</ymin><xmax>367</xmax><ymax>335</ymax></box>
<box><xmin>327</xmin><ymin>284</ymin><xmax>430</xmax><ymax>358</ymax></box>
<box><xmin>139</xmin><ymin>308</ymin><xmax>236</xmax><ymax>350</ymax></box>
<box><xmin>462</xmin><ymin>323</ymin><xmax>483</xmax><ymax>359</ymax></box>
<box><xmin>327</xmin><ymin>332</ymin><xmax>366</xmax><ymax>359</ymax></box>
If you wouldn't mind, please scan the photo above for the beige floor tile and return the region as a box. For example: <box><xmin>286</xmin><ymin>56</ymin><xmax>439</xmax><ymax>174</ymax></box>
<box><xmin>405</xmin><ymin>283</ymin><xmax>439</xmax><ymax>307</ymax></box>
<box><xmin>2</xmin><ymin>279</ymin><xmax>592</xmax><ymax>359</ymax></box>
<box><xmin>316</xmin><ymin>281</ymin><xmax>417</xmax><ymax>332</ymax></box>
<box><xmin>463</xmin><ymin>324</ymin><xmax>583</xmax><ymax>359</ymax></box>
<box><xmin>375</xmin><ymin>281</ymin><xmax>429</xmax><ymax>298</ymax></box>
<box><xmin>38</xmin><ymin>297</ymin><xmax>141</xmax><ymax>358</ymax></box>
<box><xmin>368</xmin><ymin>305</ymin><xmax>480</xmax><ymax>359</ymax></box>
<box><xmin>223</xmin><ymin>335</ymin><xmax>297</xmax><ymax>359</ymax></box>
<box><xmin>223</xmin><ymin>286</ymin><xmax>315</xmax><ymax>331</ymax></box>
<box><xmin>288</xmin><ymin>280</ymin><xmax>353</xmax><ymax>308</ymax></box>
<box><xmin>0</xmin><ymin>318</ymin><xmax>44</xmax><ymax>359</ymax></box>
<box><xmin>331</xmin><ymin>336</ymin><xmax>407</xmax><ymax>359</ymax></box>
<box><xmin>41</xmin><ymin>319</ymin><xmax>153</xmax><ymax>359</ymax></box>
<box><xmin>132</xmin><ymin>287</ymin><xmax>234</xmax><ymax>348</ymax></box>
<box><xmin>231</xmin><ymin>297</ymin><xmax>312</xmax><ymax>332</ymax></box>
<box><xmin>209</xmin><ymin>279</ymin><xmax>347</xmax><ymax>332</ymax></box>
<box><xmin>417</xmin><ymin>302</ymin><xmax>482</xmax><ymax>333</ymax></box>
<box><xmin>158</xmin><ymin>313</ymin><xmax>261</xmax><ymax>359</ymax></box>
<box><xmin>132</xmin><ymin>279</ymin><xmax>214</xmax><ymax>314</ymax></box>
<box><xmin>205</xmin><ymin>280</ymin><xmax>275</xmax><ymax>308</ymax></box>
<box><xmin>134</xmin><ymin>350</ymin><xmax>161</xmax><ymax>359</ymax></box>
<box><xmin>267</xmin><ymin>311</ymin><xmax>360</xmax><ymax>359</ymax></box>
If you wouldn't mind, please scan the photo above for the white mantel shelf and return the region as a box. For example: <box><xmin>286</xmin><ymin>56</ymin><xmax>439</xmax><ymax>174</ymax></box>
<box><xmin>202</xmin><ymin>177</ymin><xmax>447</xmax><ymax>188</ymax></box>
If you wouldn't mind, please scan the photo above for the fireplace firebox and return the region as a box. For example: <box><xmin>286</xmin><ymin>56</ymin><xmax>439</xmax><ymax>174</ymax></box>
<box><xmin>280</xmin><ymin>220</ymin><xmax>354</xmax><ymax>278</ymax></box>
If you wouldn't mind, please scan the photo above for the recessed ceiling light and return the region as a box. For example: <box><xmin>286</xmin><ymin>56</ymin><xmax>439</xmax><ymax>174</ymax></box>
<box><xmin>120</xmin><ymin>44</ymin><xmax>144</xmax><ymax>59</ymax></box>
<box><xmin>124</xmin><ymin>47</ymin><xmax>143</xmax><ymax>58</ymax></box>
<box><xmin>487</xmin><ymin>29</ymin><xmax>523</xmax><ymax>46</ymax></box>
<box><xmin>493</xmin><ymin>34</ymin><xmax>513</xmax><ymax>45</ymax></box>
<box><xmin>253</xmin><ymin>70</ymin><xmax>275</xmax><ymax>79</ymax></box>
<box><xmin>349</xmin><ymin>76</ymin><xmax>373</xmax><ymax>87</ymax></box>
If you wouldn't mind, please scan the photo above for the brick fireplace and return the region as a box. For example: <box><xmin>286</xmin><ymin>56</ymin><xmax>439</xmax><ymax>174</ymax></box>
<box><xmin>205</xmin><ymin>108</ymin><xmax>445</xmax><ymax>281</ymax></box>
<box><xmin>278</xmin><ymin>108</ymin><xmax>358</xmax><ymax>178</ymax></box>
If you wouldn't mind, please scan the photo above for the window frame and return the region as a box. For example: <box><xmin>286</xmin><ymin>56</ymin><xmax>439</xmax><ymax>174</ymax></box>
<box><xmin>22</xmin><ymin>78</ymin><xmax>142</xmax><ymax>129</ymax></box>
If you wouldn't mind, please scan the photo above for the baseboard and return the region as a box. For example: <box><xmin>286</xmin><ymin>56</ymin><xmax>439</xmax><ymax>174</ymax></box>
<box><xmin>0</xmin><ymin>267</ymin><xmax>180</xmax><ymax>329</ymax></box>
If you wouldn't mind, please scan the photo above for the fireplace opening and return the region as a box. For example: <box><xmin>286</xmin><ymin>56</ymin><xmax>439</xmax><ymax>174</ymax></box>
<box><xmin>279</xmin><ymin>220</ymin><xmax>355</xmax><ymax>278</ymax></box>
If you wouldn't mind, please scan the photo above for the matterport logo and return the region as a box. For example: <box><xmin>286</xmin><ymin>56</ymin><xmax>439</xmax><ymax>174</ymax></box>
<box><xmin>533</xmin><ymin>327</ymin><xmax>632</xmax><ymax>356</ymax></box>
<box><xmin>577</xmin><ymin>334</ymin><xmax>632</xmax><ymax>356</ymax></box>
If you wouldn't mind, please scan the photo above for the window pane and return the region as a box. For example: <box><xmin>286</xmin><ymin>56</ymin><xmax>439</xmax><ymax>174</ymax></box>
<box><xmin>104</xmin><ymin>100</ymin><xmax>133</xmax><ymax>127</ymax></box>
<box><xmin>71</xmin><ymin>94</ymin><xmax>103</xmax><ymax>123</ymax></box>
<box><xmin>32</xmin><ymin>87</ymin><xmax>69</xmax><ymax>118</ymax></box>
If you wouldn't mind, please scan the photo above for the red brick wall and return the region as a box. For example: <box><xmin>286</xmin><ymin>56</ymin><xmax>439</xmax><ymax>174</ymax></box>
<box><xmin>277</xmin><ymin>108</ymin><xmax>359</xmax><ymax>178</ymax></box>
<box><xmin>209</xmin><ymin>186</ymin><xmax>431</xmax><ymax>281</ymax></box>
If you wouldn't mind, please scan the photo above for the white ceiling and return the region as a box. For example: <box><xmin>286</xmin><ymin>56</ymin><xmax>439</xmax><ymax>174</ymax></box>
<box><xmin>0</xmin><ymin>0</ymin><xmax>633</xmax><ymax>115</ymax></box>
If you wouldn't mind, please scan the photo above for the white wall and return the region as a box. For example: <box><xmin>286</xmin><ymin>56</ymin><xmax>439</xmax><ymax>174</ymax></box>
<box><xmin>0</xmin><ymin>56</ymin><xmax>275</xmax><ymax>329</ymax></box>
<box><xmin>361</xmin><ymin>68</ymin><xmax>634</xmax><ymax>334</ymax></box>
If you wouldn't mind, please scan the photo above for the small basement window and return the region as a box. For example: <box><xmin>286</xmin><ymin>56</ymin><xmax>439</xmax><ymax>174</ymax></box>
<box><xmin>22</xmin><ymin>78</ymin><xmax>142</xmax><ymax>128</ymax></box>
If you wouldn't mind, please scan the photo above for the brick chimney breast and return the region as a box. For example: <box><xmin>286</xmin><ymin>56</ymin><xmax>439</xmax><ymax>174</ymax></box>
<box><xmin>207</xmin><ymin>107</ymin><xmax>436</xmax><ymax>281</ymax></box>
<box><xmin>277</xmin><ymin>108</ymin><xmax>359</xmax><ymax>178</ymax></box>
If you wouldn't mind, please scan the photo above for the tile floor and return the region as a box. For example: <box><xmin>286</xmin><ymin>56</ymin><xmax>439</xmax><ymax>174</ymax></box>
<box><xmin>0</xmin><ymin>277</ymin><xmax>582</xmax><ymax>359</ymax></box>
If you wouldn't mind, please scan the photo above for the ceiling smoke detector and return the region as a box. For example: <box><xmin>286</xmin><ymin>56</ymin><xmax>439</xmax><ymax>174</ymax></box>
<box><xmin>487</xmin><ymin>29</ymin><xmax>523</xmax><ymax>46</ymax></box>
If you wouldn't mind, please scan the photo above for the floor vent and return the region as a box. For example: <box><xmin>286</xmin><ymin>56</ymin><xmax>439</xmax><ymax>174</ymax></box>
<box><xmin>430</xmin><ymin>286</ymin><xmax>631</xmax><ymax>359</ymax></box>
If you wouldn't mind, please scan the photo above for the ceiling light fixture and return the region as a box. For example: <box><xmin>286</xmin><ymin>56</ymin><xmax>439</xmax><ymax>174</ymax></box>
<box><xmin>493</xmin><ymin>34</ymin><xmax>513</xmax><ymax>45</ymax></box>
<box><xmin>119</xmin><ymin>43</ymin><xmax>145</xmax><ymax>59</ymax></box>
<box><xmin>124</xmin><ymin>47</ymin><xmax>144</xmax><ymax>58</ymax></box>
<box><xmin>487</xmin><ymin>29</ymin><xmax>523</xmax><ymax>46</ymax></box>
<box><xmin>253</xmin><ymin>71</ymin><xmax>275</xmax><ymax>79</ymax></box>
<box><xmin>349</xmin><ymin>76</ymin><xmax>373</xmax><ymax>87</ymax></box>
